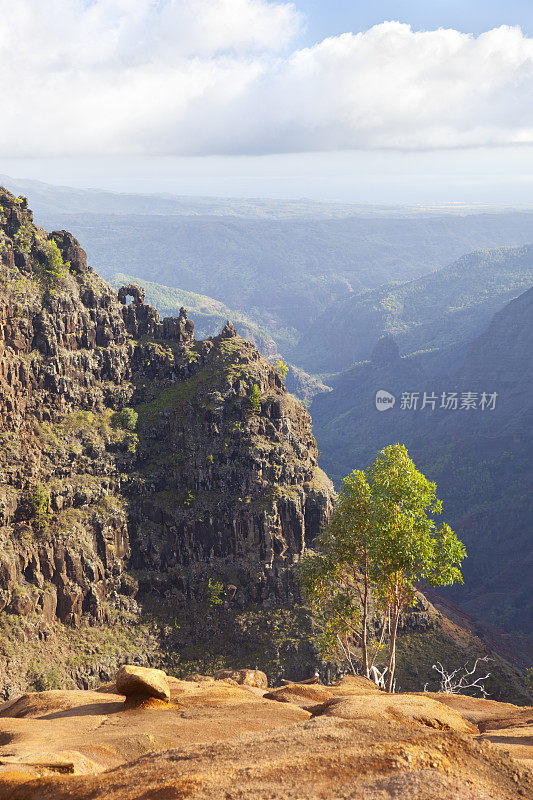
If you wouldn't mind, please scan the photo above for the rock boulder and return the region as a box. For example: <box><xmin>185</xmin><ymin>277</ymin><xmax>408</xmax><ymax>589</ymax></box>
<box><xmin>116</xmin><ymin>666</ymin><xmax>170</xmax><ymax>702</ymax></box>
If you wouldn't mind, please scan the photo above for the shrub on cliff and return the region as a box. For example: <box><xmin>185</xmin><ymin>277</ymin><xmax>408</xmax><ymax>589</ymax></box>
<box><xmin>34</xmin><ymin>239</ymin><xmax>68</xmax><ymax>292</ymax></box>
<box><xmin>248</xmin><ymin>383</ymin><xmax>262</xmax><ymax>414</ymax></box>
<box><xmin>111</xmin><ymin>407</ymin><xmax>138</xmax><ymax>431</ymax></box>
<box><xmin>275</xmin><ymin>358</ymin><xmax>289</xmax><ymax>380</ymax></box>
<box><xmin>29</xmin><ymin>483</ymin><xmax>52</xmax><ymax>530</ymax></box>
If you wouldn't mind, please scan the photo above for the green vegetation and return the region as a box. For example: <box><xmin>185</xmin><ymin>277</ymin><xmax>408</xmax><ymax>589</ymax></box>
<box><xmin>136</xmin><ymin>374</ymin><xmax>207</xmax><ymax>423</ymax></box>
<box><xmin>111</xmin><ymin>407</ymin><xmax>138</xmax><ymax>431</ymax></box>
<box><xmin>146</xmin><ymin>599</ymin><xmax>317</xmax><ymax>686</ymax></box>
<box><xmin>124</xmin><ymin>432</ymin><xmax>139</xmax><ymax>455</ymax></box>
<box><xmin>300</xmin><ymin>445</ymin><xmax>465</xmax><ymax>692</ymax></box>
<box><xmin>275</xmin><ymin>358</ymin><xmax>289</xmax><ymax>380</ymax></box>
<box><xmin>207</xmin><ymin>578</ymin><xmax>226</xmax><ymax>607</ymax></box>
<box><xmin>368</xmin><ymin>446</ymin><xmax>465</xmax><ymax>692</ymax></box>
<box><xmin>33</xmin><ymin>238</ymin><xmax>68</xmax><ymax>293</ymax></box>
<box><xmin>248</xmin><ymin>383</ymin><xmax>262</xmax><ymax>414</ymax></box>
<box><xmin>32</xmin><ymin>407</ymin><xmax>140</xmax><ymax>482</ymax></box>
<box><xmin>109</xmin><ymin>407</ymin><xmax>139</xmax><ymax>455</ymax></box>
<box><xmin>183</xmin><ymin>490</ymin><xmax>195</xmax><ymax>508</ymax></box>
<box><xmin>29</xmin><ymin>483</ymin><xmax>52</xmax><ymax>530</ymax></box>
<box><xmin>27</xmin><ymin>663</ymin><xmax>63</xmax><ymax>692</ymax></box>
<box><xmin>12</xmin><ymin>218</ymin><xmax>33</xmax><ymax>253</ymax></box>
<box><xmin>0</xmin><ymin>610</ymin><xmax>159</xmax><ymax>695</ymax></box>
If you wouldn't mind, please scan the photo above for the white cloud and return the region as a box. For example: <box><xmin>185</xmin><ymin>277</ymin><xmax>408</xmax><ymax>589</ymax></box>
<box><xmin>1</xmin><ymin>4</ymin><xmax>533</xmax><ymax>156</ymax></box>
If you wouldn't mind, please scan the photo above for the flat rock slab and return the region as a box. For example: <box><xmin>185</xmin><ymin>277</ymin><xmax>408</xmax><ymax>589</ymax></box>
<box><xmin>0</xmin><ymin>679</ymin><xmax>309</xmax><ymax>779</ymax></box>
<box><xmin>116</xmin><ymin>666</ymin><xmax>170</xmax><ymax>702</ymax></box>
<box><xmin>0</xmin><ymin>690</ymin><xmax>125</xmax><ymax>720</ymax></box>
<box><xmin>2</xmin><ymin>710</ymin><xmax>529</xmax><ymax>800</ymax></box>
<box><xmin>419</xmin><ymin>693</ymin><xmax>533</xmax><ymax>768</ymax></box>
<box><xmin>264</xmin><ymin>683</ymin><xmax>334</xmax><ymax>708</ymax></box>
<box><xmin>421</xmin><ymin>692</ymin><xmax>531</xmax><ymax>726</ymax></box>
<box><xmin>312</xmin><ymin>693</ymin><xmax>477</xmax><ymax>734</ymax></box>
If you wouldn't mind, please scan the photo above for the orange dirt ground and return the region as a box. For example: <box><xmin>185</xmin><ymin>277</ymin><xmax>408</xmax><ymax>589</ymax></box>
<box><xmin>0</xmin><ymin>675</ymin><xmax>530</xmax><ymax>799</ymax></box>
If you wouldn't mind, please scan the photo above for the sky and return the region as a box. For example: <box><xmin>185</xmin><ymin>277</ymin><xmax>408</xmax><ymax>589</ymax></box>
<box><xmin>297</xmin><ymin>1</ymin><xmax>533</xmax><ymax>43</ymax></box>
<box><xmin>1</xmin><ymin>0</ymin><xmax>533</xmax><ymax>204</ymax></box>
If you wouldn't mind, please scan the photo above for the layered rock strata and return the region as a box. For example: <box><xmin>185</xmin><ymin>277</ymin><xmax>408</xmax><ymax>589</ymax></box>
<box><xmin>0</xmin><ymin>187</ymin><xmax>333</xmax><ymax>636</ymax></box>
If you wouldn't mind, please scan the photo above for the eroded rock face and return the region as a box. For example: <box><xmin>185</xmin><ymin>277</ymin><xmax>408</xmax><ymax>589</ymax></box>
<box><xmin>117</xmin><ymin>284</ymin><xmax>145</xmax><ymax>306</ymax></box>
<box><xmin>127</xmin><ymin>329</ymin><xmax>333</xmax><ymax>606</ymax></box>
<box><xmin>50</xmin><ymin>231</ymin><xmax>89</xmax><ymax>275</ymax></box>
<box><xmin>0</xmin><ymin>187</ymin><xmax>334</xmax><ymax>691</ymax></box>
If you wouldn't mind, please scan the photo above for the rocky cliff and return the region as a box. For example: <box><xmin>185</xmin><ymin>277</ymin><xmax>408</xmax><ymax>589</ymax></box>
<box><xmin>0</xmin><ymin>187</ymin><xmax>334</xmax><ymax>694</ymax></box>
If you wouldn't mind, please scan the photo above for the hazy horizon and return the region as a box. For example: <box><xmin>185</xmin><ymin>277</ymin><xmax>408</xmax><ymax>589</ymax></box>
<box><xmin>2</xmin><ymin>146</ymin><xmax>533</xmax><ymax>208</ymax></box>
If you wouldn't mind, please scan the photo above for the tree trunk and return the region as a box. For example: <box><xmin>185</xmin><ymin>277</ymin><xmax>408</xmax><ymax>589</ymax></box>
<box><xmin>386</xmin><ymin>605</ymin><xmax>400</xmax><ymax>693</ymax></box>
<box><xmin>361</xmin><ymin>574</ymin><xmax>369</xmax><ymax>678</ymax></box>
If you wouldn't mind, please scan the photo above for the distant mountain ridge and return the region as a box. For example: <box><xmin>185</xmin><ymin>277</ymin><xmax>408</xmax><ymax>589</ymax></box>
<box><xmin>30</xmin><ymin>211</ymin><xmax>533</xmax><ymax>339</ymax></box>
<box><xmin>290</xmin><ymin>245</ymin><xmax>533</xmax><ymax>373</ymax></box>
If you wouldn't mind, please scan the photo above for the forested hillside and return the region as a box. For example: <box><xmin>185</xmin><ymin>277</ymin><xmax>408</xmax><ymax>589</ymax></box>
<box><xmin>291</xmin><ymin>246</ymin><xmax>533</xmax><ymax>373</ymax></box>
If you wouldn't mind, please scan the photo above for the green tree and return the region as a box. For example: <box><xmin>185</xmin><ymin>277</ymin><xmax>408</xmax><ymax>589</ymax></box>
<box><xmin>34</xmin><ymin>239</ymin><xmax>67</xmax><ymax>291</ymax></box>
<box><xmin>368</xmin><ymin>445</ymin><xmax>465</xmax><ymax>692</ymax></box>
<box><xmin>299</xmin><ymin>469</ymin><xmax>384</xmax><ymax>678</ymax></box>
<box><xmin>275</xmin><ymin>358</ymin><xmax>289</xmax><ymax>380</ymax></box>
<box><xmin>300</xmin><ymin>444</ymin><xmax>466</xmax><ymax>692</ymax></box>
<box><xmin>111</xmin><ymin>407</ymin><xmax>138</xmax><ymax>431</ymax></box>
